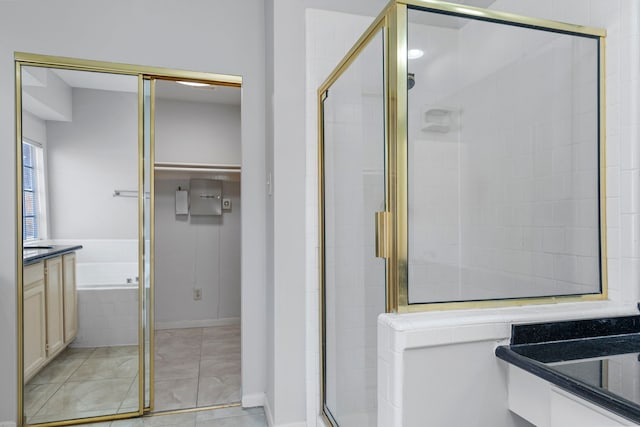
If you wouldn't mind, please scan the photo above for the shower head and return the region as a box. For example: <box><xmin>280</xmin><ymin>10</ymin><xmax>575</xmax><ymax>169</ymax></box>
<box><xmin>408</xmin><ymin>73</ymin><xmax>415</xmax><ymax>90</ymax></box>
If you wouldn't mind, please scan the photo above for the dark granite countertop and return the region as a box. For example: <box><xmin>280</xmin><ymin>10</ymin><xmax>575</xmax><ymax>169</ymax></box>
<box><xmin>496</xmin><ymin>315</ymin><xmax>640</xmax><ymax>424</ymax></box>
<box><xmin>23</xmin><ymin>244</ymin><xmax>83</xmax><ymax>265</ymax></box>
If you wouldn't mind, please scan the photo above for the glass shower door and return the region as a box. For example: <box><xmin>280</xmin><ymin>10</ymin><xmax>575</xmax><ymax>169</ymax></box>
<box><xmin>321</xmin><ymin>28</ymin><xmax>386</xmax><ymax>427</ymax></box>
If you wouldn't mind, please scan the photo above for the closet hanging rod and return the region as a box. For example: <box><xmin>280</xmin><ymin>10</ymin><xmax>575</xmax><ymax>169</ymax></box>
<box><xmin>154</xmin><ymin>162</ymin><xmax>241</xmax><ymax>173</ymax></box>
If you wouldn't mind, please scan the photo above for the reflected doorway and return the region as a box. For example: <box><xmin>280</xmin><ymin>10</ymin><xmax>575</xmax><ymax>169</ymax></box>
<box><xmin>151</xmin><ymin>79</ymin><xmax>242</xmax><ymax>412</ymax></box>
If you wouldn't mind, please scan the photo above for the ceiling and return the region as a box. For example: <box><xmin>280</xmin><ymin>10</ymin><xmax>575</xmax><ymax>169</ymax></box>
<box><xmin>308</xmin><ymin>0</ymin><xmax>496</xmax><ymax>28</ymax></box>
<box><xmin>52</xmin><ymin>69</ymin><xmax>240</xmax><ymax>106</ymax></box>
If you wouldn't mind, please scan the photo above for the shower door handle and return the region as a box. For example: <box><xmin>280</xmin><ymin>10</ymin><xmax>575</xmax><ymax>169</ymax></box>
<box><xmin>375</xmin><ymin>211</ymin><xmax>391</xmax><ymax>259</ymax></box>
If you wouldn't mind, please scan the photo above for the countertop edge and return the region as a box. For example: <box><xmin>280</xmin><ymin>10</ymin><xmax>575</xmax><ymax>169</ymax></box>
<box><xmin>23</xmin><ymin>245</ymin><xmax>83</xmax><ymax>265</ymax></box>
<box><xmin>495</xmin><ymin>345</ymin><xmax>640</xmax><ymax>424</ymax></box>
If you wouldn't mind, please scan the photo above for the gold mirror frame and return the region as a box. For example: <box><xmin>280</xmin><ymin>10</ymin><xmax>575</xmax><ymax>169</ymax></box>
<box><xmin>317</xmin><ymin>0</ymin><xmax>607</xmax><ymax>425</ymax></box>
<box><xmin>15</xmin><ymin>52</ymin><xmax>241</xmax><ymax>427</ymax></box>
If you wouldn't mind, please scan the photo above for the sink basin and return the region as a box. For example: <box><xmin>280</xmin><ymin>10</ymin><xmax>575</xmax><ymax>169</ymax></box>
<box><xmin>24</xmin><ymin>245</ymin><xmax>55</xmax><ymax>250</ymax></box>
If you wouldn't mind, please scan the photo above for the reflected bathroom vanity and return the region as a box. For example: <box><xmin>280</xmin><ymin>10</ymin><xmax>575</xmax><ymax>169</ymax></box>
<box><xmin>23</xmin><ymin>245</ymin><xmax>82</xmax><ymax>382</ymax></box>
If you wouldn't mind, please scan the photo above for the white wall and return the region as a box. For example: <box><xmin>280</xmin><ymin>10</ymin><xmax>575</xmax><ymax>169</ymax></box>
<box><xmin>265</xmin><ymin>0</ymin><xmax>308</xmax><ymax>424</ymax></box>
<box><xmin>46</xmin><ymin>88</ymin><xmax>138</xmax><ymax>239</ymax></box>
<box><xmin>154</xmin><ymin>178</ymin><xmax>241</xmax><ymax>328</ymax></box>
<box><xmin>0</xmin><ymin>1</ymin><xmax>266</xmax><ymax>424</ymax></box>
<box><xmin>155</xmin><ymin>99</ymin><xmax>241</xmax><ymax>165</ymax></box>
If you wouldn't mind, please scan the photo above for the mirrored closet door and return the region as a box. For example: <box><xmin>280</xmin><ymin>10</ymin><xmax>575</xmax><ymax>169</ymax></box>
<box><xmin>18</xmin><ymin>63</ymin><xmax>144</xmax><ymax>425</ymax></box>
<box><xmin>16</xmin><ymin>53</ymin><xmax>243</xmax><ymax>427</ymax></box>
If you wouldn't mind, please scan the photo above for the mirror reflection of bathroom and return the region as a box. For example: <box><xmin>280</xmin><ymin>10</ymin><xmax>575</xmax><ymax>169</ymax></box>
<box><xmin>21</xmin><ymin>66</ymin><xmax>140</xmax><ymax>424</ymax></box>
<box><xmin>153</xmin><ymin>79</ymin><xmax>242</xmax><ymax>411</ymax></box>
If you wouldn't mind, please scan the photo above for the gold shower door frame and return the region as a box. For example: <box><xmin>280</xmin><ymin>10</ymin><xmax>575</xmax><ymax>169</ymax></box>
<box><xmin>15</xmin><ymin>52</ymin><xmax>242</xmax><ymax>427</ymax></box>
<box><xmin>318</xmin><ymin>0</ymin><xmax>607</xmax><ymax>425</ymax></box>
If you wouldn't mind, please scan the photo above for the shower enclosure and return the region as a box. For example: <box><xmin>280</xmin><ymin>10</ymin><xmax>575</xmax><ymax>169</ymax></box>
<box><xmin>318</xmin><ymin>1</ymin><xmax>605</xmax><ymax>425</ymax></box>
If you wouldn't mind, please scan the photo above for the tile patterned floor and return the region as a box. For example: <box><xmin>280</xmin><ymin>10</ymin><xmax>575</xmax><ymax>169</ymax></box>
<box><xmin>154</xmin><ymin>324</ymin><xmax>241</xmax><ymax>411</ymax></box>
<box><xmin>24</xmin><ymin>324</ymin><xmax>241</xmax><ymax>424</ymax></box>
<box><xmin>76</xmin><ymin>406</ymin><xmax>267</xmax><ymax>427</ymax></box>
<box><xmin>24</xmin><ymin>345</ymin><xmax>139</xmax><ymax>424</ymax></box>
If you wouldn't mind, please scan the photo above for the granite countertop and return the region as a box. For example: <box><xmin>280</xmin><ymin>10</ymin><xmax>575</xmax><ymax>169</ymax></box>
<box><xmin>23</xmin><ymin>244</ymin><xmax>83</xmax><ymax>265</ymax></box>
<box><xmin>496</xmin><ymin>315</ymin><xmax>640</xmax><ymax>424</ymax></box>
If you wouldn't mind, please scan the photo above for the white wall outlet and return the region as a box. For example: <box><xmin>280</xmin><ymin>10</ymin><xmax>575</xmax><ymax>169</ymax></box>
<box><xmin>193</xmin><ymin>288</ymin><xmax>202</xmax><ymax>300</ymax></box>
<box><xmin>222</xmin><ymin>198</ymin><xmax>231</xmax><ymax>210</ymax></box>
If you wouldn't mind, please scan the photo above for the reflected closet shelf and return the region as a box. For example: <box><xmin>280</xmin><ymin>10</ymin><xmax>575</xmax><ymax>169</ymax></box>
<box><xmin>154</xmin><ymin>162</ymin><xmax>241</xmax><ymax>181</ymax></box>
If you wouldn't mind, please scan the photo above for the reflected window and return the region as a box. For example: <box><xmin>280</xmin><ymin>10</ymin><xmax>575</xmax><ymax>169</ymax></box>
<box><xmin>22</xmin><ymin>140</ymin><xmax>46</xmax><ymax>241</ymax></box>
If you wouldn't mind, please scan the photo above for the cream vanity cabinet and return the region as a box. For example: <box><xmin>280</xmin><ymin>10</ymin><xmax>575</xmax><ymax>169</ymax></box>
<box><xmin>23</xmin><ymin>249</ymin><xmax>79</xmax><ymax>382</ymax></box>
<box><xmin>62</xmin><ymin>253</ymin><xmax>78</xmax><ymax>343</ymax></box>
<box><xmin>23</xmin><ymin>262</ymin><xmax>47</xmax><ymax>381</ymax></box>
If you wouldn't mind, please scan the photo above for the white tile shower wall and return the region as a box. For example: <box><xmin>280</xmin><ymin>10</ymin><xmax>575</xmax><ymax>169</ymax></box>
<box><xmin>408</xmin><ymin>8</ymin><xmax>605</xmax><ymax>302</ymax></box>
<box><xmin>305</xmin><ymin>8</ymin><xmax>375</xmax><ymax>427</ymax></box>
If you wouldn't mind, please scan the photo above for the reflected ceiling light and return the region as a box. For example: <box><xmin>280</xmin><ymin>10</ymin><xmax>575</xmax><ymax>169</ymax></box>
<box><xmin>455</xmin><ymin>6</ymin><xmax>484</xmax><ymax>16</ymax></box>
<box><xmin>408</xmin><ymin>49</ymin><xmax>424</xmax><ymax>60</ymax></box>
<box><xmin>177</xmin><ymin>81</ymin><xmax>214</xmax><ymax>88</ymax></box>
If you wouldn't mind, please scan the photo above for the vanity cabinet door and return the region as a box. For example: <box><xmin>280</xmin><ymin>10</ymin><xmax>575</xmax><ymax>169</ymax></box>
<box><xmin>23</xmin><ymin>262</ymin><xmax>46</xmax><ymax>382</ymax></box>
<box><xmin>62</xmin><ymin>253</ymin><xmax>77</xmax><ymax>343</ymax></box>
<box><xmin>45</xmin><ymin>257</ymin><xmax>65</xmax><ymax>357</ymax></box>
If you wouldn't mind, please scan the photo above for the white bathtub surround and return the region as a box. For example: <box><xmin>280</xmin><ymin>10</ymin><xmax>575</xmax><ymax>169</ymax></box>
<box><xmin>73</xmin><ymin>287</ymin><xmax>138</xmax><ymax>348</ymax></box>
<box><xmin>48</xmin><ymin>239</ymin><xmax>140</xmax><ymax>348</ymax></box>
<box><xmin>76</xmin><ymin>262</ymin><xmax>138</xmax><ymax>288</ymax></box>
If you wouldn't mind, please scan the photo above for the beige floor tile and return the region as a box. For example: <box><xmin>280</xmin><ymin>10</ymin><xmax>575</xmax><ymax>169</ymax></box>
<box><xmin>142</xmin><ymin>412</ymin><xmax>196</xmax><ymax>426</ymax></box>
<box><xmin>58</xmin><ymin>347</ymin><xmax>97</xmax><ymax>360</ymax></box>
<box><xmin>199</xmin><ymin>349</ymin><xmax>240</xmax><ymax>363</ymax></box>
<box><xmin>34</xmin><ymin>378</ymin><xmax>133</xmax><ymax>417</ymax></box>
<box><xmin>93</xmin><ymin>345</ymin><xmax>139</xmax><ymax>358</ymax></box>
<box><xmin>156</xmin><ymin>327</ymin><xmax>203</xmax><ymax>338</ymax></box>
<box><xmin>155</xmin><ymin>345</ymin><xmax>202</xmax><ymax>363</ymax></box>
<box><xmin>198</xmin><ymin>359</ymin><xmax>240</xmax><ymax>377</ymax></box>
<box><xmin>154</xmin><ymin>358</ymin><xmax>200</xmax><ymax>380</ymax></box>
<box><xmin>202</xmin><ymin>325</ymin><xmax>240</xmax><ymax>338</ymax></box>
<box><xmin>153</xmin><ymin>378</ymin><xmax>198</xmax><ymax>411</ymax></box>
<box><xmin>71</xmin><ymin>407</ymin><xmax>265</xmax><ymax>427</ymax></box>
<box><xmin>195</xmin><ymin>413</ymin><xmax>266</xmax><ymax>427</ymax></box>
<box><xmin>69</xmin><ymin>356</ymin><xmax>139</xmax><ymax>381</ymax></box>
<box><xmin>27</xmin><ymin>357</ymin><xmax>85</xmax><ymax>385</ymax></box>
<box><xmin>27</xmin><ymin>325</ymin><xmax>242</xmax><ymax>424</ymax></box>
<box><xmin>23</xmin><ymin>382</ymin><xmax>62</xmax><ymax>417</ymax></box>
<box><xmin>196</xmin><ymin>375</ymin><xmax>241</xmax><ymax>407</ymax></box>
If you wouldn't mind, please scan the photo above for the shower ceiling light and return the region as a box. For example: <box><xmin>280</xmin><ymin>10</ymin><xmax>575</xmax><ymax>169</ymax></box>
<box><xmin>408</xmin><ymin>49</ymin><xmax>424</xmax><ymax>59</ymax></box>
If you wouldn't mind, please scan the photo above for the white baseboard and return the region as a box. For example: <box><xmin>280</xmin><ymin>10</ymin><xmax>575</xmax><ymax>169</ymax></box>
<box><xmin>242</xmin><ymin>392</ymin><xmax>265</xmax><ymax>408</ymax></box>
<box><xmin>0</xmin><ymin>422</ymin><xmax>16</xmax><ymax>427</ymax></box>
<box><xmin>155</xmin><ymin>317</ymin><xmax>240</xmax><ymax>330</ymax></box>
